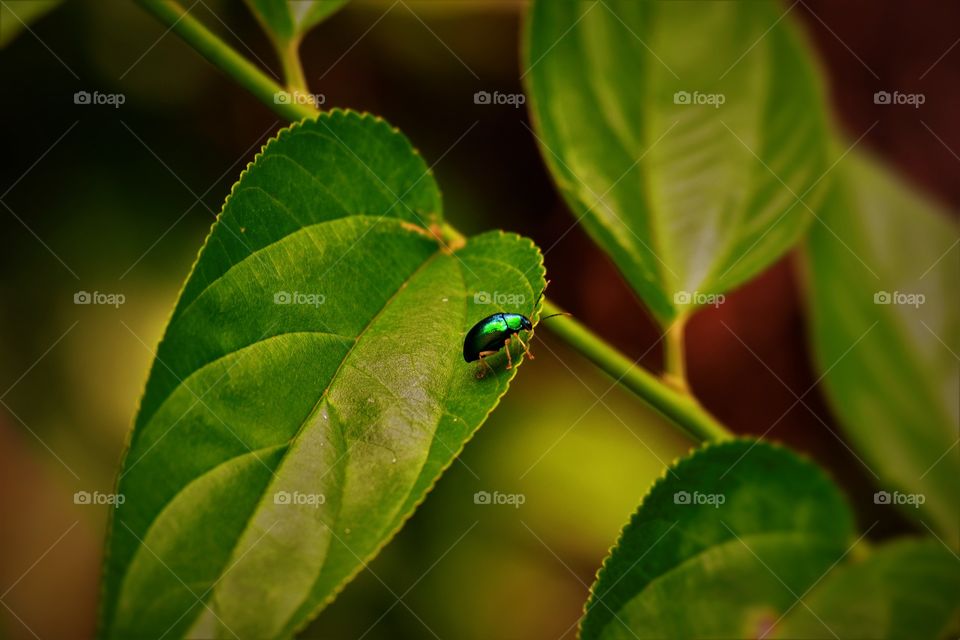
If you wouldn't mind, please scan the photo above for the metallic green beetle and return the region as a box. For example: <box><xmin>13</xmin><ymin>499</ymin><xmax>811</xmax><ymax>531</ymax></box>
<box><xmin>462</xmin><ymin>311</ymin><xmax>534</xmax><ymax>375</ymax></box>
<box><xmin>462</xmin><ymin>284</ymin><xmax>568</xmax><ymax>377</ymax></box>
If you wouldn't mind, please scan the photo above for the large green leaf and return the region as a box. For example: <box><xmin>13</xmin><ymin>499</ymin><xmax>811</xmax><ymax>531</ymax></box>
<box><xmin>580</xmin><ymin>440</ymin><xmax>855</xmax><ymax>640</ymax></box>
<box><xmin>525</xmin><ymin>0</ymin><xmax>829</xmax><ymax>324</ymax></box>
<box><xmin>99</xmin><ymin>110</ymin><xmax>546</xmax><ymax>639</ymax></box>
<box><xmin>804</xmin><ymin>150</ymin><xmax>959</xmax><ymax>543</ymax></box>
<box><xmin>244</xmin><ymin>0</ymin><xmax>349</xmax><ymax>48</ymax></box>
<box><xmin>774</xmin><ymin>539</ymin><xmax>960</xmax><ymax>639</ymax></box>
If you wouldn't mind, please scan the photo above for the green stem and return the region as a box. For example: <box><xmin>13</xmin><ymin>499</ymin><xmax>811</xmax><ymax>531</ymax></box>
<box><xmin>540</xmin><ymin>300</ymin><xmax>732</xmax><ymax>444</ymax></box>
<box><xmin>136</xmin><ymin>0</ymin><xmax>734</xmax><ymax>446</ymax></box>
<box><xmin>279</xmin><ymin>38</ymin><xmax>308</xmax><ymax>94</ymax></box>
<box><xmin>136</xmin><ymin>0</ymin><xmax>318</xmax><ymax>122</ymax></box>
<box><xmin>663</xmin><ymin>316</ymin><xmax>689</xmax><ymax>392</ymax></box>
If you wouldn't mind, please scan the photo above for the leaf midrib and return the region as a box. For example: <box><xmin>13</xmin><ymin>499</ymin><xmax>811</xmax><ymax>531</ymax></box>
<box><xmin>578</xmin><ymin>6</ymin><xmax>672</xmax><ymax>303</ymax></box>
<box><xmin>695</xmin><ymin>10</ymin><xmax>778</xmax><ymax>297</ymax></box>
<box><xmin>196</xmin><ymin>242</ymin><xmax>448</xmax><ymax>636</ymax></box>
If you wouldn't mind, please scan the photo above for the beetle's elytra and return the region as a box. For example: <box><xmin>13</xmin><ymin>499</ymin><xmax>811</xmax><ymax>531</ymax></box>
<box><xmin>462</xmin><ymin>312</ymin><xmax>534</xmax><ymax>377</ymax></box>
<box><xmin>462</xmin><ymin>312</ymin><xmax>533</xmax><ymax>363</ymax></box>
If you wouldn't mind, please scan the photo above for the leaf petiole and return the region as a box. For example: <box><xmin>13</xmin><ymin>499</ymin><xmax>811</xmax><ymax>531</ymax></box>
<box><xmin>539</xmin><ymin>300</ymin><xmax>730</xmax><ymax>443</ymax></box>
<box><xmin>136</xmin><ymin>0</ymin><xmax>318</xmax><ymax>121</ymax></box>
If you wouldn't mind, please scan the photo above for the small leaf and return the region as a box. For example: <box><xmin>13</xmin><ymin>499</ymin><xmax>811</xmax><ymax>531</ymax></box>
<box><xmin>580</xmin><ymin>440</ymin><xmax>855</xmax><ymax>640</ymax></box>
<box><xmin>99</xmin><ymin>110</ymin><xmax>546</xmax><ymax>639</ymax></box>
<box><xmin>803</xmin><ymin>150</ymin><xmax>959</xmax><ymax>543</ymax></box>
<box><xmin>244</xmin><ymin>0</ymin><xmax>349</xmax><ymax>48</ymax></box>
<box><xmin>0</xmin><ymin>0</ymin><xmax>62</xmax><ymax>47</ymax></box>
<box><xmin>525</xmin><ymin>0</ymin><xmax>829</xmax><ymax>324</ymax></box>
<box><xmin>773</xmin><ymin>539</ymin><xmax>960</xmax><ymax>639</ymax></box>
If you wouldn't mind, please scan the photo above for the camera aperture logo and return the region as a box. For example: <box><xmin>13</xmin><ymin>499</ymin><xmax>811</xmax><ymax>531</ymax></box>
<box><xmin>473</xmin><ymin>490</ymin><xmax>525</xmax><ymax>509</ymax></box>
<box><xmin>274</xmin><ymin>291</ymin><xmax>326</xmax><ymax>307</ymax></box>
<box><xmin>874</xmin><ymin>490</ymin><xmax>925</xmax><ymax>508</ymax></box>
<box><xmin>673</xmin><ymin>290</ymin><xmax>725</xmax><ymax>308</ymax></box>
<box><xmin>873</xmin><ymin>290</ymin><xmax>924</xmax><ymax>308</ymax></box>
<box><xmin>473</xmin><ymin>90</ymin><xmax>526</xmax><ymax>108</ymax></box>
<box><xmin>274</xmin><ymin>490</ymin><xmax>326</xmax><ymax>507</ymax></box>
<box><xmin>74</xmin><ymin>90</ymin><xmax>126</xmax><ymax>108</ymax></box>
<box><xmin>74</xmin><ymin>490</ymin><xmax>125</xmax><ymax>507</ymax></box>
<box><xmin>74</xmin><ymin>290</ymin><xmax>125</xmax><ymax>308</ymax></box>
<box><xmin>673</xmin><ymin>90</ymin><xmax>725</xmax><ymax>108</ymax></box>
<box><xmin>473</xmin><ymin>291</ymin><xmax>526</xmax><ymax>306</ymax></box>
<box><xmin>673</xmin><ymin>490</ymin><xmax>725</xmax><ymax>508</ymax></box>
<box><xmin>873</xmin><ymin>90</ymin><xmax>924</xmax><ymax>108</ymax></box>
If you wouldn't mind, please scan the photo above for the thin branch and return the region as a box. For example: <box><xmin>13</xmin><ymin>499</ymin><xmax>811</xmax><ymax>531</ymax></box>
<box><xmin>540</xmin><ymin>299</ymin><xmax>731</xmax><ymax>443</ymax></box>
<box><xmin>137</xmin><ymin>0</ymin><xmax>318</xmax><ymax>121</ymax></box>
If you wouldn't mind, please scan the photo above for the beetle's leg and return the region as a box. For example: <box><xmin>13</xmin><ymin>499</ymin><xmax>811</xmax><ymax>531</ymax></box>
<box><xmin>475</xmin><ymin>356</ymin><xmax>490</xmax><ymax>379</ymax></box>
<box><xmin>504</xmin><ymin>337</ymin><xmax>514</xmax><ymax>370</ymax></box>
<box><xmin>515</xmin><ymin>333</ymin><xmax>534</xmax><ymax>360</ymax></box>
<box><xmin>476</xmin><ymin>351</ymin><xmax>498</xmax><ymax>379</ymax></box>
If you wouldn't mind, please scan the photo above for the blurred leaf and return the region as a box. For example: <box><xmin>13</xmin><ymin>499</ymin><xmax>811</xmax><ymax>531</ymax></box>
<box><xmin>244</xmin><ymin>0</ymin><xmax>349</xmax><ymax>47</ymax></box>
<box><xmin>804</xmin><ymin>150</ymin><xmax>959</xmax><ymax>543</ymax></box>
<box><xmin>0</xmin><ymin>0</ymin><xmax>61</xmax><ymax>47</ymax></box>
<box><xmin>525</xmin><ymin>0</ymin><xmax>829</xmax><ymax>324</ymax></box>
<box><xmin>100</xmin><ymin>110</ymin><xmax>545</xmax><ymax>639</ymax></box>
<box><xmin>580</xmin><ymin>440</ymin><xmax>854</xmax><ymax>639</ymax></box>
<box><xmin>773</xmin><ymin>539</ymin><xmax>960</xmax><ymax>639</ymax></box>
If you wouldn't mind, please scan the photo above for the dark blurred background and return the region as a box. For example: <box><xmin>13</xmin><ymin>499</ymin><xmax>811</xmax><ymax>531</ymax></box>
<box><xmin>0</xmin><ymin>1</ymin><xmax>957</xmax><ymax>638</ymax></box>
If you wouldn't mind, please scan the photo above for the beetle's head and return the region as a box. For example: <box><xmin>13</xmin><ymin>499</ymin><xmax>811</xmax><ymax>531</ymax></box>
<box><xmin>520</xmin><ymin>316</ymin><xmax>533</xmax><ymax>331</ymax></box>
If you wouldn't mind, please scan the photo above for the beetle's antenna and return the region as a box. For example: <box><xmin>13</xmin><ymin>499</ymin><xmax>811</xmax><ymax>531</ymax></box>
<box><xmin>533</xmin><ymin>282</ymin><xmax>570</xmax><ymax>322</ymax></box>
